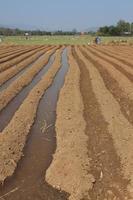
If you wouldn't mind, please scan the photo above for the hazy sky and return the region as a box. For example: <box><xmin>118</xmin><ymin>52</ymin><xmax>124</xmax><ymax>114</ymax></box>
<box><xmin>0</xmin><ymin>0</ymin><xmax>133</xmax><ymax>30</ymax></box>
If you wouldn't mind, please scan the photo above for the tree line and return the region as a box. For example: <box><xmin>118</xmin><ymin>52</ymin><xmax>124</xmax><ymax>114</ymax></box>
<box><xmin>0</xmin><ymin>28</ymin><xmax>80</xmax><ymax>36</ymax></box>
<box><xmin>0</xmin><ymin>20</ymin><xmax>133</xmax><ymax>36</ymax></box>
<box><xmin>98</xmin><ymin>20</ymin><xmax>133</xmax><ymax>36</ymax></box>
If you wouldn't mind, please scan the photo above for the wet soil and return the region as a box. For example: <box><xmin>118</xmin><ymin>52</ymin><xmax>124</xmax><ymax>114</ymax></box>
<box><xmin>0</xmin><ymin>49</ymin><xmax>69</xmax><ymax>200</ymax></box>
<box><xmin>0</xmin><ymin>53</ymin><xmax>46</xmax><ymax>92</ymax></box>
<box><xmin>0</xmin><ymin>53</ymin><xmax>55</xmax><ymax>132</ymax></box>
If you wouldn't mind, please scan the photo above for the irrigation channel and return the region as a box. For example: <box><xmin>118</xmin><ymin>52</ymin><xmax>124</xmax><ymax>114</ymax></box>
<box><xmin>0</xmin><ymin>48</ymin><xmax>69</xmax><ymax>200</ymax></box>
<box><xmin>0</xmin><ymin>51</ymin><xmax>46</xmax><ymax>93</ymax></box>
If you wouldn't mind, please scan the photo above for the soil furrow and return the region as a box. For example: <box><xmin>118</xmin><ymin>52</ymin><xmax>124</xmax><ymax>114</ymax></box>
<box><xmin>0</xmin><ymin>48</ymin><xmax>69</xmax><ymax>200</ymax></box>
<box><xmin>0</xmin><ymin>47</ymin><xmax>58</xmax><ymax>112</ymax></box>
<box><xmin>0</xmin><ymin>46</ymin><xmax>52</xmax><ymax>89</ymax></box>
<box><xmin>0</xmin><ymin>46</ymin><xmax>29</xmax><ymax>59</ymax></box>
<box><xmin>0</xmin><ymin>46</ymin><xmax>27</xmax><ymax>57</ymax></box>
<box><xmin>0</xmin><ymin>46</ymin><xmax>34</xmax><ymax>60</ymax></box>
<box><xmin>74</xmin><ymin>46</ymin><xmax>133</xmax><ymax>199</ymax></box>
<box><xmin>80</xmin><ymin>46</ymin><xmax>133</xmax><ymax>102</ymax></box>
<box><xmin>46</xmin><ymin>47</ymin><xmax>94</xmax><ymax>200</ymax></box>
<box><xmin>81</xmin><ymin>47</ymin><xmax>133</xmax><ymax>126</ymax></box>
<box><xmin>0</xmin><ymin>52</ymin><xmax>55</xmax><ymax>132</ymax></box>
<box><xmin>0</xmin><ymin>46</ymin><xmax>40</xmax><ymax>64</ymax></box>
<box><xmin>107</xmin><ymin>46</ymin><xmax>133</xmax><ymax>59</ymax></box>
<box><xmin>0</xmin><ymin>46</ymin><xmax>50</xmax><ymax>73</ymax></box>
<box><xmin>91</xmin><ymin>46</ymin><xmax>133</xmax><ymax>68</ymax></box>
<box><xmin>100</xmin><ymin>46</ymin><xmax>133</xmax><ymax>57</ymax></box>
<box><xmin>92</xmin><ymin>45</ymin><xmax>133</xmax><ymax>67</ymax></box>
<box><xmin>86</xmin><ymin>46</ymin><xmax>133</xmax><ymax>81</ymax></box>
<box><xmin>0</xmin><ymin>47</ymin><xmax>63</xmax><ymax>184</ymax></box>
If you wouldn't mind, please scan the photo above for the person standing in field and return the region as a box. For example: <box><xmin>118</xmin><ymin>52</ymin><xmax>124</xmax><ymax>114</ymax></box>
<box><xmin>95</xmin><ymin>36</ymin><xmax>101</xmax><ymax>44</ymax></box>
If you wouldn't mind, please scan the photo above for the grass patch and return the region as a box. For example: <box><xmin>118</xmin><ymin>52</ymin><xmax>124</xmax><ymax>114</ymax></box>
<box><xmin>1</xmin><ymin>35</ymin><xmax>133</xmax><ymax>45</ymax></box>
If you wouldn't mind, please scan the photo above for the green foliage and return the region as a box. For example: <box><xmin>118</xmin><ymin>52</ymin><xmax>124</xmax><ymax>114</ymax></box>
<box><xmin>1</xmin><ymin>35</ymin><xmax>133</xmax><ymax>45</ymax></box>
<box><xmin>0</xmin><ymin>27</ymin><xmax>81</xmax><ymax>36</ymax></box>
<box><xmin>117</xmin><ymin>20</ymin><xmax>130</xmax><ymax>33</ymax></box>
<box><xmin>0</xmin><ymin>19</ymin><xmax>133</xmax><ymax>37</ymax></box>
<box><xmin>98</xmin><ymin>20</ymin><xmax>133</xmax><ymax>36</ymax></box>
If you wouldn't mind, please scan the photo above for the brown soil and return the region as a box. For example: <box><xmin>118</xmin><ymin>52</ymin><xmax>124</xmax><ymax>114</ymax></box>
<box><xmin>0</xmin><ymin>46</ymin><xmax>49</xmax><ymax>72</ymax></box>
<box><xmin>0</xmin><ymin>45</ymin><xmax>32</xmax><ymax>57</ymax></box>
<box><xmin>1</xmin><ymin>45</ymin><xmax>133</xmax><ymax>199</ymax></box>
<box><xmin>0</xmin><ymin>46</ymin><xmax>31</xmax><ymax>59</ymax></box>
<box><xmin>0</xmin><ymin>46</ymin><xmax>40</xmax><ymax>63</ymax></box>
<box><xmin>90</xmin><ymin>46</ymin><xmax>133</xmax><ymax>68</ymax></box>
<box><xmin>81</xmin><ymin>47</ymin><xmax>133</xmax><ymax>125</ymax></box>
<box><xmin>46</xmin><ymin>47</ymin><xmax>95</xmax><ymax>200</ymax></box>
<box><xmin>73</xmin><ymin>46</ymin><xmax>132</xmax><ymax>200</ymax></box>
<box><xmin>80</xmin><ymin>46</ymin><xmax>133</xmax><ymax>102</ymax></box>
<box><xmin>79</xmin><ymin>49</ymin><xmax>133</xmax><ymax>192</ymax></box>
<box><xmin>0</xmin><ymin>48</ymin><xmax>63</xmax><ymax>183</ymax></box>
<box><xmin>86</xmin><ymin>46</ymin><xmax>133</xmax><ymax>82</ymax></box>
<box><xmin>0</xmin><ymin>46</ymin><xmax>58</xmax><ymax>112</ymax></box>
<box><xmin>0</xmin><ymin>48</ymin><xmax>69</xmax><ymax>200</ymax></box>
<box><xmin>0</xmin><ymin>46</ymin><xmax>52</xmax><ymax>86</ymax></box>
<box><xmin>0</xmin><ymin>50</ymin><xmax>56</xmax><ymax>132</ymax></box>
<box><xmin>99</xmin><ymin>45</ymin><xmax>133</xmax><ymax>58</ymax></box>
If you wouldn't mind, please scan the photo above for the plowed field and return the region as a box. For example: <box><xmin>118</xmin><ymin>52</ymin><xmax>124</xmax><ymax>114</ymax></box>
<box><xmin>0</xmin><ymin>45</ymin><xmax>133</xmax><ymax>200</ymax></box>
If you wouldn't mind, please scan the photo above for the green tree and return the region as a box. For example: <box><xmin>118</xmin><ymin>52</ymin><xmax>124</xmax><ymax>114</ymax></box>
<box><xmin>108</xmin><ymin>26</ymin><xmax>121</xmax><ymax>36</ymax></box>
<box><xmin>98</xmin><ymin>26</ymin><xmax>109</xmax><ymax>35</ymax></box>
<box><xmin>117</xmin><ymin>20</ymin><xmax>130</xmax><ymax>33</ymax></box>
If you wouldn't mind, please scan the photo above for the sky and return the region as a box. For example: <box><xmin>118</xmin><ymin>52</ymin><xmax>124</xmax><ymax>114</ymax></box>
<box><xmin>0</xmin><ymin>0</ymin><xmax>133</xmax><ymax>31</ymax></box>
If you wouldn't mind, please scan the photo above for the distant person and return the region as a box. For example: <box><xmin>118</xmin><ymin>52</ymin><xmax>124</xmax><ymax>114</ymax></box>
<box><xmin>25</xmin><ymin>32</ymin><xmax>29</xmax><ymax>40</ymax></box>
<box><xmin>95</xmin><ymin>36</ymin><xmax>101</xmax><ymax>45</ymax></box>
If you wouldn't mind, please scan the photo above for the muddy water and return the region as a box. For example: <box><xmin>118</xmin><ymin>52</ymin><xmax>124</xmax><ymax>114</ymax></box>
<box><xmin>0</xmin><ymin>53</ymin><xmax>55</xmax><ymax>132</ymax></box>
<box><xmin>0</xmin><ymin>53</ymin><xmax>45</xmax><ymax>92</ymax></box>
<box><xmin>0</xmin><ymin>48</ymin><xmax>69</xmax><ymax>200</ymax></box>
